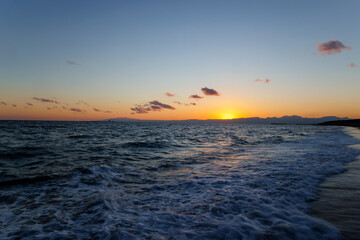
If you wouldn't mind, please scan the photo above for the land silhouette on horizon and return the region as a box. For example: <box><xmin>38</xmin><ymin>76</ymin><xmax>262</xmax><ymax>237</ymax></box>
<box><xmin>106</xmin><ymin>115</ymin><xmax>351</xmax><ymax>125</ymax></box>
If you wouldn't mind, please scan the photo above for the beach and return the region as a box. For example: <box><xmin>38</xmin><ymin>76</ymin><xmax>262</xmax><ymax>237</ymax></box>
<box><xmin>311</xmin><ymin>127</ymin><xmax>360</xmax><ymax>240</ymax></box>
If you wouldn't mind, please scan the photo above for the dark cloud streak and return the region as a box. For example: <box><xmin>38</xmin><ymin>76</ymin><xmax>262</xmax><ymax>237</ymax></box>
<box><xmin>33</xmin><ymin>97</ymin><xmax>60</xmax><ymax>104</ymax></box>
<box><xmin>130</xmin><ymin>100</ymin><xmax>176</xmax><ymax>114</ymax></box>
<box><xmin>201</xmin><ymin>87</ymin><xmax>220</xmax><ymax>96</ymax></box>
<box><xmin>189</xmin><ymin>94</ymin><xmax>203</xmax><ymax>100</ymax></box>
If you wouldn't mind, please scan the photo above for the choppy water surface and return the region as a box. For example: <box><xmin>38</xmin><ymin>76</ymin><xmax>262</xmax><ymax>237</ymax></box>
<box><xmin>0</xmin><ymin>121</ymin><xmax>359</xmax><ymax>239</ymax></box>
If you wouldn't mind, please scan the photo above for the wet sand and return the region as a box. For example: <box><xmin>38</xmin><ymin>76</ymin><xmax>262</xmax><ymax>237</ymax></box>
<box><xmin>311</xmin><ymin>127</ymin><xmax>360</xmax><ymax>240</ymax></box>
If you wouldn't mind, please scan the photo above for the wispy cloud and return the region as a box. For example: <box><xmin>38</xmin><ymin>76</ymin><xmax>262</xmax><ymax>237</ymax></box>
<box><xmin>93</xmin><ymin>107</ymin><xmax>112</xmax><ymax>113</ymax></box>
<box><xmin>165</xmin><ymin>92</ymin><xmax>175</xmax><ymax>97</ymax></box>
<box><xmin>189</xmin><ymin>94</ymin><xmax>204</xmax><ymax>100</ymax></box>
<box><xmin>0</xmin><ymin>102</ymin><xmax>7</xmax><ymax>106</ymax></box>
<box><xmin>130</xmin><ymin>106</ymin><xmax>149</xmax><ymax>114</ymax></box>
<box><xmin>317</xmin><ymin>40</ymin><xmax>351</xmax><ymax>55</ymax></box>
<box><xmin>77</xmin><ymin>100</ymin><xmax>90</xmax><ymax>106</ymax></box>
<box><xmin>201</xmin><ymin>87</ymin><xmax>220</xmax><ymax>96</ymax></box>
<box><xmin>12</xmin><ymin>104</ymin><xmax>17</xmax><ymax>107</ymax></box>
<box><xmin>70</xmin><ymin>108</ymin><xmax>85</xmax><ymax>113</ymax></box>
<box><xmin>33</xmin><ymin>97</ymin><xmax>60</xmax><ymax>104</ymax></box>
<box><xmin>149</xmin><ymin>100</ymin><xmax>176</xmax><ymax>110</ymax></box>
<box><xmin>349</xmin><ymin>62</ymin><xmax>357</xmax><ymax>68</ymax></box>
<box><xmin>190</xmin><ymin>103</ymin><xmax>196</xmax><ymax>106</ymax></box>
<box><xmin>131</xmin><ymin>100</ymin><xmax>176</xmax><ymax>114</ymax></box>
<box><xmin>174</xmin><ymin>101</ymin><xmax>182</xmax><ymax>105</ymax></box>
<box><xmin>66</xmin><ymin>60</ymin><xmax>80</xmax><ymax>66</ymax></box>
<box><xmin>254</xmin><ymin>78</ymin><xmax>270</xmax><ymax>84</ymax></box>
<box><xmin>26</xmin><ymin>103</ymin><xmax>33</xmax><ymax>106</ymax></box>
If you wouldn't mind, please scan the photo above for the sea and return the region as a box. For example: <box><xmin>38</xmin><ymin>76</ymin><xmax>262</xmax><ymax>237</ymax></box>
<box><xmin>0</xmin><ymin>121</ymin><xmax>359</xmax><ymax>240</ymax></box>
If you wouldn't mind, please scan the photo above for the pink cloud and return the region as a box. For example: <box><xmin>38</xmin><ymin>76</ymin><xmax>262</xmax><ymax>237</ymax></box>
<box><xmin>12</xmin><ymin>104</ymin><xmax>17</xmax><ymax>107</ymax></box>
<box><xmin>173</xmin><ymin>101</ymin><xmax>182</xmax><ymax>105</ymax></box>
<box><xmin>317</xmin><ymin>40</ymin><xmax>351</xmax><ymax>55</ymax></box>
<box><xmin>189</xmin><ymin>94</ymin><xmax>203</xmax><ymax>100</ymax></box>
<box><xmin>201</xmin><ymin>87</ymin><xmax>220</xmax><ymax>96</ymax></box>
<box><xmin>254</xmin><ymin>78</ymin><xmax>270</xmax><ymax>84</ymax></box>
<box><xmin>33</xmin><ymin>97</ymin><xmax>60</xmax><ymax>104</ymax></box>
<box><xmin>26</xmin><ymin>103</ymin><xmax>33</xmax><ymax>106</ymax></box>
<box><xmin>349</xmin><ymin>63</ymin><xmax>357</xmax><ymax>68</ymax></box>
<box><xmin>190</xmin><ymin>103</ymin><xmax>196</xmax><ymax>106</ymax></box>
<box><xmin>0</xmin><ymin>102</ymin><xmax>6</xmax><ymax>106</ymax></box>
<box><xmin>165</xmin><ymin>92</ymin><xmax>175</xmax><ymax>97</ymax></box>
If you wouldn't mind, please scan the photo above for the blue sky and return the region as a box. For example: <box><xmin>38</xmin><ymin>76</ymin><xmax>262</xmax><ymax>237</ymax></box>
<box><xmin>1</xmin><ymin>0</ymin><xmax>359</xmax><ymax>120</ymax></box>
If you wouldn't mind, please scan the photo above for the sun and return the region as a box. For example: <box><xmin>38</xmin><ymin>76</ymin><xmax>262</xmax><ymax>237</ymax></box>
<box><xmin>220</xmin><ymin>113</ymin><xmax>236</xmax><ymax>119</ymax></box>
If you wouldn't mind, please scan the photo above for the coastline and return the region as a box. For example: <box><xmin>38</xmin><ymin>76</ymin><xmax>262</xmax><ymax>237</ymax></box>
<box><xmin>310</xmin><ymin>127</ymin><xmax>360</xmax><ymax>239</ymax></box>
<box><xmin>318</xmin><ymin>119</ymin><xmax>360</xmax><ymax>128</ymax></box>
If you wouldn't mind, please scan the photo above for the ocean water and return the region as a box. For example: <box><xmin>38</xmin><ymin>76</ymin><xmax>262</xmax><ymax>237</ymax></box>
<box><xmin>0</xmin><ymin>121</ymin><xmax>359</xmax><ymax>240</ymax></box>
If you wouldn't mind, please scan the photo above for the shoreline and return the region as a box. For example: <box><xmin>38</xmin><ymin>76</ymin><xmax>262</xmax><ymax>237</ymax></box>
<box><xmin>310</xmin><ymin>127</ymin><xmax>360</xmax><ymax>239</ymax></box>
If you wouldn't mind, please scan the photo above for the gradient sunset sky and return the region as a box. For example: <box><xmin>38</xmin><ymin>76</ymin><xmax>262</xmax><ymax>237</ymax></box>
<box><xmin>1</xmin><ymin>0</ymin><xmax>360</xmax><ymax>120</ymax></box>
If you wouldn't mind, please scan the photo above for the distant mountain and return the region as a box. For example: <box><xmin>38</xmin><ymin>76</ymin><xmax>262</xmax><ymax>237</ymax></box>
<box><xmin>209</xmin><ymin>115</ymin><xmax>350</xmax><ymax>125</ymax></box>
<box><xmin>104</xmin><ymin>115</ymin><xmax>350</xmax><ymax>125</ymax></box>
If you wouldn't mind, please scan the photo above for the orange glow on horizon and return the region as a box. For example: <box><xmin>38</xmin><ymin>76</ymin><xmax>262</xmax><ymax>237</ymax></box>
<box><xmin>220</xmin><ymin>113</ymin><xmax>237</xmax><ymax>119</ymax></box>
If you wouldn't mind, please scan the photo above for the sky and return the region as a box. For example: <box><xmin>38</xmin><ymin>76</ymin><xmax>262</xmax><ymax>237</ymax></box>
<box><xmin>1</xmin><ymin>0</ymin><xmax>360</xmax><ymax>120</ymax></box>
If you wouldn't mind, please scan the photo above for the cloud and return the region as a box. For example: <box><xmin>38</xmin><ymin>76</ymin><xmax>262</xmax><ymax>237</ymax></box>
<box><xmin>130</xmin><ymin>106</ymin><xmax>149</xmax><ymax>114</ymax></box>
<box><xmin>150</xmin><ymin>105</ymin><xmax>162</xmax><ymax>111</ymax></box>
<box><xmin>77</xmin><ymin>100</ymin><xmax>90</xmax><ymax>106</ymax></box>
<box><xmin>0</xmin><ymin>102</ymin><xmax>6</xmax><ymax>106</ymax></box>
<box><xmin>149</xmin><ymin>100</ymin><xmax>176</xmax><ymax>110</ymax></box>
<box><xmin>201</xmin><ymin>87</ymin><xmax>220</xmax><ymax>96</ymax></box>
<box><xmin>189</xmin><ymin>94</ymin><xmax>204</xmax><ymax>100</ymax></box>
<box><xmin>165</xmin><ymin>92</ymin><xmax>175</xmax><ymax>97</ymax></box>
<box><xmin>66</xmin><ymin>60</ymin><xmax>80</xmax><ymax>66</ymax></box>
<box><xmin>349</xmin><ymin>63</ymin><xmax>357</xmax><ymax>68</ymax></box>
<box><xmin>131</xmin><ymin>100</ymin><xmax>176</xmax><ymax>114</ymax></box>
<box><xmin>26</xmin><ymin>103</ymin><xmax>33</xmax><ymax>106</ymax></box>
<box><xmin>47</xmin><ymin>106</ymin><xmax>58</xmax><ymax>111</ymax></box>
<box><xmin>12</xmin><ymin>104</ymin><xmax>17</xmax><ymax>107</ymax></box>
<box><xmin>174</xmin><ymin>101</ymin><xmax>182</xmax><ymax>105</ymax></box>
<box><xmin>93</xmin><ymin>107</ymin><xmax>112</xmax><ymax>113</ymax></box>
<box><xmin>254</xmin><ymin>78</ymin><xmax>270</xmax><ymax>84</ymax></box>
<box><xmin>70</xmin><ymin>108</ymin><xmax>85</xmax><ymax>113</ymax></box>
<box><xmin>62</xmin><ymin>106</ymin><xmax>67</xmax><ymax>109</ymax></box>
<box><xmin>33</xmin><ymin>97</ymin><xmax>60</xmax><ymax>104</ymax></box>
<box><xmin>317</xmin><ymin>40</ymin><xmax>351</xmax><ymax>55</ymax></box>
<box><xmin>190</xmin><ymin>103</ymin><xmax>196</xmax><ymax>106</ymax></box>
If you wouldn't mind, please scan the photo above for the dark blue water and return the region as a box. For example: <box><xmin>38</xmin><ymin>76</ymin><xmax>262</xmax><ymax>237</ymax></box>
<box><xmin>0</xmin><ymin>121</ymin><xmax>359</xmax><ymax>239</ymax></box>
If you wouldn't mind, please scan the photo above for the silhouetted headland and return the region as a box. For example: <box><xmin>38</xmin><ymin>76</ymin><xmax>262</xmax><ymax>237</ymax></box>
<box><xmin>318</xmin><ymin>119</ymin><xmax>360</xmax><ymax>128</ymax></box>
